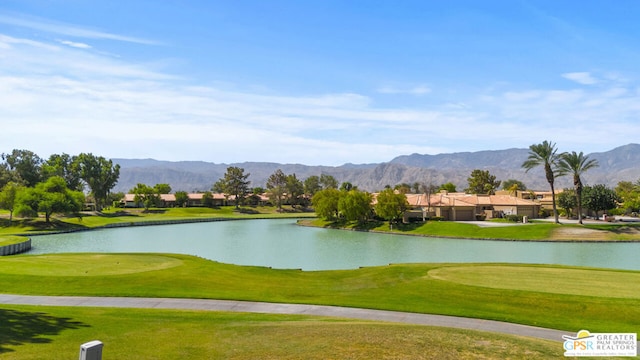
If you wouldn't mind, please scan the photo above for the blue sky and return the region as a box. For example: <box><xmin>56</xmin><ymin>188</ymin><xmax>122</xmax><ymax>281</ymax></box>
<box><xmin>1</xmin><ymin>1</ymin><xmax>639</xmax><ymax>165</ymax></box>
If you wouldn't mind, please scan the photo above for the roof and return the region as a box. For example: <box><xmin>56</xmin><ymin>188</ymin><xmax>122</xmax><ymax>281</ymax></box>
<box><xmin>404</xmin><ymin>192</ymin><xmax>539</xmax><ymax>207</ymax></box>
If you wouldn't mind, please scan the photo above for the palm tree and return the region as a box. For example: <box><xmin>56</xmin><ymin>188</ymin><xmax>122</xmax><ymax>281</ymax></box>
<box><xmin>558</xmin><ymin>151</ymin><xmax>599</xmax><ymax>224</ymax></box>
<box><xmin>521</xmin><ymin>141</ymin><xmax>565</xmax><ymax>224</ymax></box>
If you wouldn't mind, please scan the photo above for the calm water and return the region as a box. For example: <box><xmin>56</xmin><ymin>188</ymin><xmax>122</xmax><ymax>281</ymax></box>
<box><xmin>28</xmin><ymin>219</ymin><xmax>640</xmax><ymax>271</ymax></box>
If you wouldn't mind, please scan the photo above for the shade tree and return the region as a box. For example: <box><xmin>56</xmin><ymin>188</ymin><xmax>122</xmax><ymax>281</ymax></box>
<box><xmin>502</xmin><ymin>179</ymin><xmax>527</xmax><ymax>192</ymax></box>
<box><xmin>319</xmin><ymin>174</ymin><xmax>338</xmax><ymax>189</ymax></box>
<box><xmin>174</xmin><ymin>191</ymin><xmax>189</xmax><ymax>207</ymax></box>
<box><xmin>213</xmin><ymin>167</ymin><xmax>250</xmax><ymax>209</ymax></box>
<box><xmin>286</xmin><ymin>173</ymin><xmax>305</xmax><ymax>207</ymax></box>
<box><xmin>15</xmin><ymin>176</ymin><xmax>84</xmax><ymax>223</ymax></box>
<box><xmin>0</xmin><ymin>182</ymin><xmax>23</xmax><ymax>223</ymax></box>
<box><xmin>438</xmin><ymin>182</ymin><xmax>457</xmax><ymax>193</ymax></box>
<box><xmin>615</xmin><ymin>180</ymin><xmax>640</xmax><ymax>214</ymax></box>
<box><xmin>42</xmin><ymin>153</ymin><xmax>82</xmax><ymax>191</ymax></box>
<box><xmin>557</xmin><ymin>188</ymin><xmax>577</xmax><ymax>218</ymax></box>
<box><xmin>130</xmin><ymin>183</ymin><xmax>160</xmax><ymax>210</ymax></box>
<box><xmin>374</xmin><ymin>188</ymin><xmax>409</xmax><ymax>227</ymax></box>
<box><xmin>76</xmin><ymin>153</ymin><xmax>120</xmax><ymax>211</ymax></box>
<box><xmin>583</xmin><ymin>184</ymin><xmax>619</xmax><ymax>218</ymax></box>
<box><xmin>312</xmin><ymin>188</ymin><xmax>341</xmax><ymax>220</ymax></box>
<box><xmin>266</xmin><ymin>169</ymin><xmax>287</xmax><ymax>211</ymax></box>
<box><xmin>2</xmin><ymin>149</ymin><xmax>43</xmax><ymax>187</ymax></box>
<box><xmin>338</xmin><ymin>190</ymin><xmax>372</xmax><ymax>223</ymax></box>
<box><xmin>465</xmin><ymin>169</ymin><xmax>501</xmax><ymax>195</ymax></box>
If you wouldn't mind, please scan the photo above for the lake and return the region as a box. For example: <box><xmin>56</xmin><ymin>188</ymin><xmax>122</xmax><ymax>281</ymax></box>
<box><xmin>28</xmin><ymin>219</ymin><xmax>640</xmax><ymax>271</ymax></box>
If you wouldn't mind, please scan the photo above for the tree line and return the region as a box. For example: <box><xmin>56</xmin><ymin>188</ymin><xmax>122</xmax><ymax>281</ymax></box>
<box><xmin>0</xmin><ymin>149</ymin><xmax>120</xmax><ymax>223</ymax></box>
<box><xmin>4</xmin><ymin>147</ymin><xmax>637</xmax><ymax>224</ymax></box>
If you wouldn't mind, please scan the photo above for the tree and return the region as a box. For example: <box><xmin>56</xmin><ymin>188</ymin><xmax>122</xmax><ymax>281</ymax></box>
<box><xmin>421</xmin><ymin>182</ymin><xmax>438</xmax><ymax>216</ymax></box>
<box><xmin>213</xmin><ymin>167</ymin><xmax>251</xmax><ymax>209</ymax></box>
<box><xmin>42</xmin><ymin>153</ymin><xmax>82</xmax><ymax>190</ymax></box>
<box><xmin>175</xmin><ymin>191</ymin><xmax>189</xmax><ymax>207</ymax></box>
<box><xmin>340</xmin><ymin>182</ymin><xmax>355</xmax><ymax>192</ymax></box>
<box><xmin>266</xmin><ymin>169</ymin><xmax>287</xmax><ymax>211</ymax></box>
<box><xmin>0</xmin><ymin>162</ymin><xmax>19</xmax><ymax>190</ymax></box>
<box><xmin>465</xmin><ymin>169</ymin><xmax>501</xmax><ymax>195</ymax></box>
<box><xmin>2</xmin><ymin>149</ymin><xmax>43</xmax><ymax>187</ymax></box>
<box><xmin>615</xmin><ymin>180</ymin><xmax>640</xmax><ymax>214</ymax></box>
<box><xmin>438</xmin><ymin>182</ymin><xmax>457</xmax><ymax>193</ymax></box>
<box><xmin>557</xmin><ymin>188</ymin><xmax>577</xmax><ymax>219</ymax></box>
<box><xmin>15</xmin><ymin>176</ymin><xmax>84</xmax><ymax>223</ymax></box>
<box><xmin>583</xmin><ymin>184</ymin><xmax>619</xmax><ymax>218</ymax></box>
<box><xmin>0</xmin><ymin>182</ymin><xmax>23</xmax><ymax>223</ymax></box>
<box><xmin>130</xmin><ymin>183</ymin><xmax>159</xmax><ymax>210</ymax></box>
<box><xmin>303</xmin><ymin>176</ymin><xmax>322</xmax><ymax>197</ymax></box>
<box><xmin>374</xmin><ymin>188</ymin><xmax>409</xmax><ymax>227</ymax></box>
<box><xmin>154</xmin><ymin>183</ymin><xmax>172</xmax><ymax>194</ymax></box>
<box><xmin>558</xmin><ymin>151</ymin><xmax>599</xmax><ymax>224</ymax></box>
<box><xmin>286</xmin><ymin>173</ymin><xmax>305</xmax><ymax>207</ymax></box>
<box><xmin>338</xmin><ymin>190</ymin><xmax>372</xmax><ymax>223</ymax></box>
<box><xmin>319</xmin><ymin>174</ymin><xmax>338</xmax><ymax>189</ymax></box>
<box><xmin>312</xmin><ymin>188</ymin><xmax>341</xmax><ymax>220</ymax></box>
<box><xmin>394</xmin><ymin>183</ymin><xmax>411</xmax><ymax>194</ymax></box>
<box><xmin>502</xmin><ymin>179</ymin><xmax>527</xmax><ymax>192</ymax></box>
<box><xmin>522</xmin><ymin>141</ymin><xmax>565</xmax><ymax>223</ymax></box>
<box><xmin>201</xmin><ymin>191</ymin><xmax>214</xmax><ymax>207</ymax></box>
<box><xmin>77</xmin><ymin>153</ymin><xmax>120</xmax><ymax>211</ymax></box>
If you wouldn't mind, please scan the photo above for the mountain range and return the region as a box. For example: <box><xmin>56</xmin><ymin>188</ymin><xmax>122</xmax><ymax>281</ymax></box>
<box><xmin>112</xmin><ymin>143</ymin><xmax>640</xmax><ymax>194</ymax></box>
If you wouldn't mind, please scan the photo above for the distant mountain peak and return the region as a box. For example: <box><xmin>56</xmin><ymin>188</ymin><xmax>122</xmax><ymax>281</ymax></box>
<box><xmin>112</xmin><ymin>144</ymin><xmax>640</xmax><ymax>193</ymax></box>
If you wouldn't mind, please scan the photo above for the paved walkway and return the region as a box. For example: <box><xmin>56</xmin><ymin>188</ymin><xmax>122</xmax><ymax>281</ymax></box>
<box><xmin>0</xmin><ymin>294</ymin><xmax>566</xmax><ymax>342</ymax></box>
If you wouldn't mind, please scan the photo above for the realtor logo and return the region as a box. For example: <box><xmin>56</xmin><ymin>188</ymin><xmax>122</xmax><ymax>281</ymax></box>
<box><xmin>563</xmin><ymin>330</ymin><xmax>637</xmax><ymax>357</ymax></box>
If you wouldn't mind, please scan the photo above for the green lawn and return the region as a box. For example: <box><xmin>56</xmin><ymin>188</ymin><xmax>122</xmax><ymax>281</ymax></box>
<box><xmin>0</xmin><ymin>235</ymin><xmax>28</xmax><ymax>246</ymax></box>
<box><xmin>0</xmin><ymin>254</ymin><xmax>637</xmax><ymax>333</ymax></box>
<box><xmin>309</xmin><ymin>218</ymin><xmax>560</xmax><ymax>240</ymax></box>
<box><xmin>307</xmin><ymin>218</ymin><xmax>640</xmax><ymax>241</ymax></box>
<box><xmin>0</xmin><ymin>206</ymin><xmax>315</xmax><ymax>235</ymax></box>
<box><xmin>0</xmin><ymin>305</ymin><xmax>565</xmax><ymax>359</ymax></box>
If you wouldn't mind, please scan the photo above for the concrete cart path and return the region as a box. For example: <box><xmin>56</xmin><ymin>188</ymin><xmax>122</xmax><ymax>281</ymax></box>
<box><xmin>0</xmin><ymin>293</ymin><xmax>567</xmax><ymax>342</ymax></box>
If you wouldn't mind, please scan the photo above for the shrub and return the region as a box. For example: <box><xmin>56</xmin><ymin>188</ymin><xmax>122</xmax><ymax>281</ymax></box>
<box><xmin>538</xmin><ymin>208</ymin><xmax>551</xmax><ymax>218</ymax></box>
<box><xmin>505</xmin><ymin>214</ymin><xmax>523</xmax><ymax>223</ymax></box>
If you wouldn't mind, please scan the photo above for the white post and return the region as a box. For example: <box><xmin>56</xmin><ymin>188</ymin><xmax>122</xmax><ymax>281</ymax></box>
<box><xmin>79</xmin><ymin>340</ymin><xmax>103</xmax><ymax>360</ymax></box>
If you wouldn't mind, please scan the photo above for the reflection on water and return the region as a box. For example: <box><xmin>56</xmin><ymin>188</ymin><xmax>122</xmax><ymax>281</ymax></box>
<box><xmin>28</xmin><ymin>219</ymin><xmax>640</xmax><ymax>271</ymax></box>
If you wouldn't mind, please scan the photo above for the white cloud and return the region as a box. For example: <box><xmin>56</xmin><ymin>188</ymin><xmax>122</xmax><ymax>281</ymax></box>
<box><xmin>561</xmin><ymin>72</ymin><xmax>598</xmax><ymax>85</ymax></box>
<box><xmin>57</xmin><ymin>39</ymin><xmax>92</xmax><ymax>49</ymax></box>
<box><xmin>0</xmin><ymin>13</ymin><xmax>158</xmax><ymax>45</ymax></box>
<box><xmin>377</xmin><ymin>84</ymin><xmax>431</xmax><ymax>95</ymax></box>
<box><xmin>1</xmin><ymin>32</ymin><xmax>639</xmax><ymax>165</ymax></box>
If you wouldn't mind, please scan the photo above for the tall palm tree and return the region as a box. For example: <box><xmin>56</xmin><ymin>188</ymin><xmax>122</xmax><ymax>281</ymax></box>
<box><xmin>521</xmin><ymin>141</ymin><xmax>565</xmax><ymax>224</ymax></box>
<box><xmin>558</xmin><ymin>151</ymin><xmax>599</xmax><ymax>224</ymax></box>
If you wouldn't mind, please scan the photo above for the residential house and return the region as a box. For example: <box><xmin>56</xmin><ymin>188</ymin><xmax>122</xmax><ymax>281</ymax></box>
<box><xmin>403</xmin><ymin>191</ymin><xmax>541</xmax><ymax>221</ymax></box>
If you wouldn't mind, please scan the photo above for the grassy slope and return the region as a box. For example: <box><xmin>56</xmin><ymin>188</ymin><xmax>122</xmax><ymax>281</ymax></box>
<box><xmin>0</xmin><ymin>254</ymin><xmax>637</xmax><ymax>333</ymax></box>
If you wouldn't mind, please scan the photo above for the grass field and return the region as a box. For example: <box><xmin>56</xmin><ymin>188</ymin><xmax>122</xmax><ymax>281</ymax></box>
<box><xmin>0</xmin><ymin>206</ymin><xmax>315</xmax><ymax>235</ymax></box>
<box><xmin>1</xmin><ymin>210</ymin><xmax>638</xmax><ymax>358</ymax></box>
<box><xmin>0</xmin><ymin>254</ymin><xmax>637</xmax><ymax>334</ymax></box>
<box><xmin>307</xmin><ymin>218</ymin><xmax>640</xmax><ymax>241</ymax></box>
<box><xmin>0</xmin><ymin>235</ymin><xmax>27</xmax><ymax>246</ymax></box>
<box><xmin>0</xmin><ymin>305</ymin><xmax>566</xmax><ymax>359</ymax></box>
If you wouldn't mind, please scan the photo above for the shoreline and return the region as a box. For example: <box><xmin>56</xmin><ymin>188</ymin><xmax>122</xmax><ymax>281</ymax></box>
<box><xmin>7</xmin><ymin>213</ymin><xmax>640</xmax><ymax>243</ymax></box>
<box><xmin>296</xmin><ymin>219</ymin><xmax>640</xmax><ymax>243</ymax></box>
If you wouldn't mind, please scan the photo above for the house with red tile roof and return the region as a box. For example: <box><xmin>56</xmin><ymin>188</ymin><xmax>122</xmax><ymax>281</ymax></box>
<box><xmin>402</xmin><ymin>191</ymin><xmax>540</xmax><ymax>221</ymax></box>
